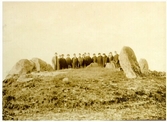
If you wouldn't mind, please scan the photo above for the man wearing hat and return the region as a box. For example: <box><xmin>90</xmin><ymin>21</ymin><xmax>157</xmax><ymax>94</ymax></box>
<box><xmin>61</xmin><ymin>54</ymin><xmax>67</xmax><ymax>69</ymax></box>
<box><xmin>102</xmin><ymin>53</ymin><xmax>108</xmax><ymax>67</ymax></box>
<box><xmin>72</xmin><ymin>53</ymin><xmax>78</xmax><ymax>68</ymax></box>
<box><xmin>113</xmin><ymin>51</ymin><xmax>120</xmax><ymax>68</ymax></box>
<box><xmin>86</xmin><ymin>53</ymin><xmax>92</xmax><ymax>66</ymax></box>
<box><xmin>78</xmin><ymin>53</ymin><xmax>83</xmax><ymax>68</ymax></box>
<box><xmin>97</xmin><ymin>53</ymin><xmax>103</xmax><ymax>67</ymax></box>
<box><xmin>92</xmin><ymin>53</ymin><xmax>97</xmax><ymax>63</ymax></box>
<box><xmin>66</xmin><ymin>54</ymin><xmax>72</xmax><ymax>68</ymax></box>
<box><xmin>52</xmin><ymin>52</ymin><xmax>59</xmax><ymax>70</ymax></box>
<box><xmin>82</xmin><ymin>53</ymin><xmax>86</xmax><ymax>67</ymax></box>
<box><xmin>83</xmin><ymin>53</ymin><xmax>87</xmax><ymax>67</ymax></box>
<box><xmin>108</xmin><ymin>52</ymin><xmax>114</xmax><ymax>63</ymax></box>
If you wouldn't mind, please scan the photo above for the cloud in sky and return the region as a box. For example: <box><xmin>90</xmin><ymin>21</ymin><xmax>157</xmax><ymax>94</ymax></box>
<box><xmin>3</xmin><ymin>2</ymin><xmax>166</xmax><ymax>79</ymax></box>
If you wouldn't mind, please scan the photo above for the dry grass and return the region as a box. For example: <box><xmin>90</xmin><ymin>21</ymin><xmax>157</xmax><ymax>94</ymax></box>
<box><xmin>3</xmin><ymin>67</ymin><xmax>166</xmax><ymax>120</ymax></box>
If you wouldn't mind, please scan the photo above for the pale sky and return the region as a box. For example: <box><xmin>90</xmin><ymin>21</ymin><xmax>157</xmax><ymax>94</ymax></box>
<box><xmin>3</xmin><ymin>2</ymin><xmax>166</xmax><ymax>79</ymax></box>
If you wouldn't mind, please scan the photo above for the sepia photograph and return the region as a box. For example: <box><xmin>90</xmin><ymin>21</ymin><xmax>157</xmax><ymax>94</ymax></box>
<box><xmin>2</xmin><ymin>1</ymin><xmax>166</xmax><ymax>120</ymax></box>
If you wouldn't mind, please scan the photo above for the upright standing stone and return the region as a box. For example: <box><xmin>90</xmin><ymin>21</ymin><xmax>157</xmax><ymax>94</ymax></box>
<box><xmin>139</xmin><ymin>58</ymin><xmax>149</xmax><ymax>75</ymax></box>
<box><xmin>119</xmin><ymin>46</ymin><xmax>142</xmax><ymax>78</ymax></box>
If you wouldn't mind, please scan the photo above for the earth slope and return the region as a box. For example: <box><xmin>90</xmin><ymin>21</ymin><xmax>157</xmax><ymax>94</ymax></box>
<box><xmin>3</xmin><ymin>67</ymin><xmax>166</xmax><ymax>120</ymax></box>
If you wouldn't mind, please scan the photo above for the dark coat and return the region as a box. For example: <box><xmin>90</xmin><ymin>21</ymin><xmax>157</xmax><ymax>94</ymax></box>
<box><xmin>97</xmin><ymin>56</ymin><xmax>103</xmax><ymax>66</ymax></box>
<box><xmin>83</xmin><ymin>57</ymin><xmax>87</xmax><ymax>67</ymax></box>
<box><xmin>59</xmin><ymin>58</ymin><xmax>63</xmax><ymax>69</ymax></box>
<box><xmin>102</xmin><ymin>56</ymin><xmax>108</xmax><ymax>67</ymax></box>
<box><xmin>66</xmin><ymin>57</ymin><xmax>72</xmax><ymax>68</ymax></box>
<box><xmin>72</xmin><ymin>57</ymin><xmax>78</xmax><ymax>68</ymax></box>
<box><xmin>61</xmin><ymin>58</ymin><xmax>67</xmax><ymax>69</ymax></box>
<box><xmin>92</xmin><ymin>56</ymin><xmax>97</xmax><ymax>63</ymax></box>
<box><xmin>107</xmin><ymin>56</ymin><xmax>114</xmax><ymax>63</ymax></box>
<box><xmin>78</xmin><ymin>56</ymin><xmax>83</xmax><ymax>67</ymax></box>
<box><xmin>87</xmin><ymin>56</ymin><xmax>92</xmax><ymax>66</ymax></box>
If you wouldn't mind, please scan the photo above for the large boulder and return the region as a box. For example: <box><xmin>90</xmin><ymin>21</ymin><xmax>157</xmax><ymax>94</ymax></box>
<box><xmin>139</xmin><ymin>58</ymin><xmax>149</xmax><ymax>75</ymax></box>
<box><xmin>119</xmin><ymin>46</ymin><xmax>142</xmax><ymax>78</ymax></box>
<box><xmin>31</xmin><ymin>58</ymin><xmax>53</xmax><ymax>72</ymax></box>
<box><xmin>105</xmin><ymin>62</ymin><xmax>116</xmax><ymax>71</ymax></box>
<box><xmin>5</xmin><ymin>58</ymin><xmax>54</xmax><ymax>81</ymax></box>
<box><xmin>8</xmin><ymin>59</ymin><xmax>35</xmax><ymax>76</ymax></box>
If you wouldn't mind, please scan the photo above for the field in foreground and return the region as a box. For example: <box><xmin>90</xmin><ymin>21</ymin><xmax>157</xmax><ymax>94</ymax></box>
<box><xmin>3</xmin><ymin>67</ymin><xmax>166</xmax><ymax>120</ymax></box>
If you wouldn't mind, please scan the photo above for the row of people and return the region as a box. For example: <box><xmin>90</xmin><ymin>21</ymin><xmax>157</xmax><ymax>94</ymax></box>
<box><xmin>52</xmin><ymin>51</ymin><xmax>120</xmax><ymax>70</ymax></box>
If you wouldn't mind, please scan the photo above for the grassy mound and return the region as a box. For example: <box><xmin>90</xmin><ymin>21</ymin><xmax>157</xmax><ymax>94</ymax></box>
<box><xmin>3</xmin><ymin>67</ymin><xmax>166</xmax><ymax>120</ymax></box>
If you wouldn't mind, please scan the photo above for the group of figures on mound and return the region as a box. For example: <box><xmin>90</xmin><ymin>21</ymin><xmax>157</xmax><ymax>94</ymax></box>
<box><xmin>52</xmin><ymin>51</ymin><xmax>120</xmax><ymax>70</ymax></box>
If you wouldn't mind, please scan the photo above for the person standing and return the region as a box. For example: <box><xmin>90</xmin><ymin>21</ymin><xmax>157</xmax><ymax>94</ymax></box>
<box><xmin>72</xmin><ymin>53</ymin><xmax>78</xmax><ymax>69</ymax></box>
<box><xmin>66</xmin><ymin>54</ymin><xmax>72</xmax><ymax>68</ymax></box>
<box><xmin>87</xmin><ymin>53</ymin><xmax>92</xmax><ymax>66</ymax></box>
<box><xmin>92</xmin><ymin>53</ymin><xmax>97</xmax><ymax>63</ymax></box>
<box><xmin>83</xmin><ymin>53</ymin><xmax>87</xmax><ymax>67</ymax></box>
<box><xmin>102</xmin><ymin>53</ymin><xmax>108</xmax><ymax>67</ymax></box>
<box><xmin>52</xmin><ymin>52</ymin><xmax>59</xmax><ymax>70</ymax></box>
<box><xmin>78</xmin><ymin>53</ymin><xmax>83</xmax><ymax>68</ymax></box>
<box><xmin>82</xmin><ymin>54</ymin><xmax>86</xmax><ymax>68</ymax></box>
<box><xmin>108</xmin><ymin>52</ymin><xmax>114</xmax><ymax>63</ymax></box>
<box><xmin>113</xmin><ymin>51</ymin><xmax>120</xmax><ymax>68</ymax></box>
<box><xmin>59</xmin><ymin>55</ymin><xmax>63</xmax><ymax>70</ymax></box>
<box><xmin>61</xmin><ymin>54</ymin><xmax>67</xmax><ymax>69</ymax></box>
<box><xmin>97</xmin><ymin>53</ymin><xmax>103</xmax><ymax>67</ymax></box>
